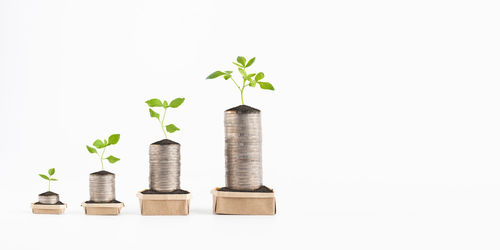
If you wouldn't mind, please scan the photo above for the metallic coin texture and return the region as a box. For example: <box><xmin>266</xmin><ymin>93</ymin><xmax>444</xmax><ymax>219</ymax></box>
<box><xmin>149</xmin><ymin>139</ymin><xmax>181</xmax><ymax>192</ymax></box>
<box><xmin>38</xmin><ymin>193</ymin><xmax>59</xmax><ymax>204</ymax></box>
<box><xmin>224</xmin><ymin>105</ymin><xmax>263</xmax><ymax>190</ymax></box>
<box><xmin>89</xmin><ymin>171</ymin><xmax>115</xmax><ymax>202</ymax></box>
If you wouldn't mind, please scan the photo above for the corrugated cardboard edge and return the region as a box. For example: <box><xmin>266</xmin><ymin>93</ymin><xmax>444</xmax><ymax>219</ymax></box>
<box><xmin>136</xmin><ymin>190</ymin><xmax>191</xmax><ymax>215</ymax></box>
<box><xmin>81</xmin><ymin>202</ymin><xmax>124</xmax><ymax>208</ymax></box>
<box><xmin>31</xmin><ymin>203</ymin><xmax>67</xmax><ymax>214</ymax></box>
<box><xmin>211</xmin><ymin>187</ymin><xmax>276</xmax><ymax>215</ymax></box>
<box><xmin>136</xmin><ymin>190</ymin><xmax>192</xmax><ymax>200</ymax></box>
<box><xmin>81</xmin><ymin>202</ymin><xmax>124</xmax><ymax>215</ymax></box>
<box><xmin>31</xmin><ymin>203</ymin><xmax>67</xmax><ymax>209</ymax></box>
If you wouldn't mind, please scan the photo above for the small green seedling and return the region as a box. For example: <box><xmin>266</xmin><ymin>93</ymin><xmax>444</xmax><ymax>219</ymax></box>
<box><xmin>206</xmin><ymin>56</ymin><xmax>275</xmax><ymax>105</ymax></box>
<box><xmin>145</xmin><ymin>97</ymin><xmax>185</xmax><ymax>138</ymax></box>
<box><xmin>39</xmin><ymin>168</ymin><xmax>57</xmax><ymax>191</ymax></box>
<box><xmin>86</xmin><ymin>134</ymin><xmax>121</xmax><ymax>170</ymax></box>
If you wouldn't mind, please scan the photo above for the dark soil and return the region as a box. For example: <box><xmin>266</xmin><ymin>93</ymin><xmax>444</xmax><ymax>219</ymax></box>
<box><xmin>218</xmin><ymin>186</ymin><xmax>273</xmax><ymax>193</ymax></box>
<box><xmin>39</xmin><ymin>191</ymin><xmax>58</xmax><ymax>196</ymax></box>
<box><xmin>85</xmin><ymin>199</ymin><xmax>122</xmax><ymax>204</ymax></box>
<box><xmin>141</xmin><ymin>189</ymin><xmax>190</xmax><ymax>194</ymax></box>
<box><xmin>152</xmin><ymin>139</ymin><xmax>180</xmax><ymax>145</ymax></box>
<box><xmin>34</xmin><ymin>201</ymin><xmax>64</xmax><ymax>205</ymax></box>
<box><xmin>226</xmin><ymin>105</ymin><xmax>261</xmax><ymax>114</ymax></box>
<box><xmin>90</xmin><ymin>170</ymin><xmax>114</xmax><ymax>176</ymax></box>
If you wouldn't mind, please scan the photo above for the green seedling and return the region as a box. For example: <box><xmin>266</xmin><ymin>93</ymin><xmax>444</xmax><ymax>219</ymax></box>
<box><xmin>145</xmin><ymin>97</ymin><xmax>185</xmax><ymax>138</ymax></box>
<box><xmin>86</xmin><ymin>134</ymin><xmax>121</xmax><ymax>170</ymax></box>
<box><xmin>39</xmin><ymin>168</ymin><xmax>57</xmax><ymax>191</ymax></box>
<box><xmin>206</xmin><ymin>56</ymin><xmax>275</xmax><ymax>105</ymax></box>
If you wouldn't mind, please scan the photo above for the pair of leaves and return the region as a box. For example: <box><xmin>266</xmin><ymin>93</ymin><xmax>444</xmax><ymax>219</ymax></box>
<box><xmin>87</xmin><ymin>134</ymin><xmax>120</xmax><ymax>153</ymax></box>
<box><xmin>146</xmin><ymin>98</ymin><xmax>184</xmax><ymax>110</ymax></box>
<box><xmin>39</xmin><ymin>168</ymin><xmax>57</xmax><ymax>181</ymax></box>
<box><xmin>86</xmin><ymin>145</ymin><xmax>120</xmax><ymax>163</ymax></box>
<box><xmin>234</xmin><ymin>56</ymin><xmax>255</xmax><ymax>68</ymax></box>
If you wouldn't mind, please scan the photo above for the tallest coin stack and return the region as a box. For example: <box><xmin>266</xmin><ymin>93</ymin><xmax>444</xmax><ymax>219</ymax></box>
<box><xmin>211</xmin><ymin>105</ymin><xmax>276</xmax><ymax>215</ymax></box>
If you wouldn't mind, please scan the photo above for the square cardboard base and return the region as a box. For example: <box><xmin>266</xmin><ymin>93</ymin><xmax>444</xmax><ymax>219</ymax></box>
<box><xmin>81</xmin><ymin>202</ymin><xmax>124</xmax><ymax>215</ymax></box>
<box><xmin>211</xmin><ymin>187</ymin><xmax>276</xmax><ymax>215</ymax></box>
<box><xmin>137</xmin><ymin>190</ymin><xmax>191</xmax><ymax>215</ymax></box>
<box><xmin>31</xmin><ymin>203</ymin><xmax>67</xmax><ymax>214</ymax></box>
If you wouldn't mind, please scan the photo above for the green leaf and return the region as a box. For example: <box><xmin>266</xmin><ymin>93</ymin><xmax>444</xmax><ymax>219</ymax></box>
<box><xmin>108</xmin><ymin>134</ymin><xmax>120</xmax><ymax>145</ymax></box>
<box><xmin>166</xmin><ymin>124</ymin><xmax>180</xmax><ymax>133</ymax></box>
<box><xmin>237</xmin><ymin>56</ymin><xmax>246</xmax><ymax>66</ymax></box>
<box><xmin>39</xmin><ymin>174</ymin><xmax>49</xmax><ymax>180</ymax></box>
<box><xmin>149</xmin><ymin>108</ymin><xmax>160</xmax><ymax>119</ymax></box>
<box><xmin>224</xmin><ymin>74</ymin><xmax>231</xmax><ymax>80</ymax></box>
<box><xmin>246</xmin><ymin>57</ymin><xmax>255</xmax><ymax>67</ymax></box>
<box><xmin>248</xmin><ymin>73</ymin><xmax>256</xmax><ymax>78</ymax></box>
<box><xmin>104</xmin><ymin>139</ymin><xmax>108</xmax><ymax>145</ymax></box>
<box><xmin>224</xmin><ymin>71</ymin><xmax>232</xmax><ymax>74</ymax></box>
<box><xmin>255</xmin><ymin>72</ymin><xmax>265</xmax><ymax>81</ymax></box>
<box><xmin>249</xmin><ymin>79</ymin><xmax>257</xmax><ymax>87</ymax></box>
<box><xmin>86</xmin><ymin>145</ymin><xmax>97</xmax><ymax>154</ymax></box>
<box><xmin>50</xmin><ymin>178</ymin><xmax>58</xmax><ymax>181</ymax></box>
<box><xmin>163</xmin><ymin>100</ymin><xmax>168</xmax><ymax>108</ymax></box>
<box><xmin>258</xmin><ymin>82</ymin><xmax>275</xmax><ymax>90</ymax></box>
<box><xmin>206</xmin><ymin>71</ymin><xmax>225</xmax><ymax>79</ymax></box>
<box><xmin>106</xmin><ymin>155</ymin><xmax>120</xmax><ymax>163</ymax></box>
<box><xmin>232</xmin><ymin>62</ymin><xmax>244</xmax><ymax>68</ymax></box>
<box><xmin>93</xmin><ymin>139</ymin><xmax>105</xmax><ymax>149</ymax></box>
<box><xmin>238</xmin><ymin>68</ymin><xmax>247</xmax><ymax>79</ymax></box>
<box><xmin>169</xmin><ymin>98</ymin><xmax>185</xmax><ymax>108</ymax></box>
<box><xmin>145</xmin><ymin>98</ymin><xmax>163</xmax><ymax>107</ymax></box>
<box><xmin>48</xmin><ymin>168</ymin><xmax>55</xmax><ymax>176</ymax></box>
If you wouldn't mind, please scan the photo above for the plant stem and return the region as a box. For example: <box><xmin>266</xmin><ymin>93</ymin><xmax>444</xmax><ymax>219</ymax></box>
<box><xmin>240</xmin><ymin>85</ymin><xmax>246</xmax><ymax>105</ymax></box>
<box><xmin>100</xmin><ymin>147</ymin><xmax>106</xmax><ymax>170</ymax></box>
<box><xmin>160</xmin><ymin>107</ymin><xmax>168</xmax><ymax>138</ymax></box>
<box><xmin>48</xmin><ymin>180</ymin><xmax>51</xmax><ymax>192</ymax></box>
<box><xmin>230</xmin><ymin>76</ymin><xmax>244</xmax><ymax>105</ymax></box>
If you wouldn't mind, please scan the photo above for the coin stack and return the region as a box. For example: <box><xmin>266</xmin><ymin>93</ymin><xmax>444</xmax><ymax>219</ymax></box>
<box><xmin>224</xmin><ymin>105</ymin><xmax>263</xmax><ymax>191</ymax></box>
<box><xmin>89</xmin><ymin>171</ymin><xmax>115</xmax><ymax>202</ymax></box>
<box><xmin>149</xmin><ymin>139</ymin><xmax>181</xmax><ymax>192</ymax></box>
<box><xmin>39</xmin><ymin>192</ymin><xmax>59</xmax><ymax>204</ymax></box>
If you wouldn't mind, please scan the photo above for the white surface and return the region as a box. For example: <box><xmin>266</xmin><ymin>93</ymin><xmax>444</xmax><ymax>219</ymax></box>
<box><xmin>1</xmin><ymin>0</ymin><xmax>499</xmax><ymax>249</ymax></box>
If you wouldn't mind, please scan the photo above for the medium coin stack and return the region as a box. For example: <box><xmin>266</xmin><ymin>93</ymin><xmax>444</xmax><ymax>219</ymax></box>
<box><xmin>38</xmin><ymin>192</ymin><xmax>59</xmax><ymax>204</ymax></box>
<box><xmin>89</xmin><ymin>171</ymin><xmax>115</xmax><ymax>202</ymax></box>
<box><xmin>149</xmin><ymin>139</ymin><xmax>181</xmax><ymax>192</ymax></box>
<box><xmin>224</xmin><ymin>105</ymin><xmax>263</xmax><ymax>191</ymax></box>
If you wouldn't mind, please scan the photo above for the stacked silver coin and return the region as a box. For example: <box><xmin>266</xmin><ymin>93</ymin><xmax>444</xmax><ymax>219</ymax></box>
<box><xmin>39</xmin><ymin>193</ymin><xmax>59</xmax><ymax>204</ymax></box>
<box><xmin>149</xmin><ymin>140</ymin><xmax>181</xmax><ymax>192</ymax></box>
<box><xmin>89</xmin><ymin>171</ymin><xmax>115</xmax><ymax>202</ymax></box>
<box><xmin>224</xmin><ymin>105</ymin><xmax>263</xmax><ymax>190</ymax></box>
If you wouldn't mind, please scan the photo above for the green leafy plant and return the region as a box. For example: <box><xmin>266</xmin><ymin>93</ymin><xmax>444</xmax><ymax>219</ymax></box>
<box><xmin>39</xmin><ymin>168</ymin><xmax>57</xmax><ymax>191</ymax></box>
<box><xmin>86</xmin><ymin>134</ymin><xmax>121</xmax><ymax>170</ymax></box>
<box><xmin>206</xmin><ymin>56</ymin><xmax>275</xmax><ymax>105</ymax></box>
<box><xmin>145</xmin><ymin>97</ymin><xmax>185</xmax><ymax>138</ymax></box>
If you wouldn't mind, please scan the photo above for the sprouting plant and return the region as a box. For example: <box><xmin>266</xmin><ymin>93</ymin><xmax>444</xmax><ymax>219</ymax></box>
<box><xmin>39</xmin><ymin>168</ymin><xmax>57</xmax><ymax>191</ymax></box>
<box><xmin>86</xmin><ymin>134</ymin><xmax>121</xmax><ymax>170</ymax></box>
<box><xmin>206</xmin><ymin>56</ymin><xmax>275</xmax><ymax>105</ymax></box>
<box><xmin>145</xmin><ymin>97</ymin><xmax>185</xmax><ymax>138</ymax></box>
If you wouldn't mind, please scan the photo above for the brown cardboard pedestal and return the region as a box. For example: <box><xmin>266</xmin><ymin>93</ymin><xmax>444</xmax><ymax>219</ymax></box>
<box><xmin>81</xmin><ymin>202</ymin><xmax>124</xmax><ymax>215</ymax></box>
<box><xmin>211</xmin><ymin>188</ymin><xmax>276</xmax><ymax>215</ymax></box>
<box><xmin>137</xmin><ymin>190</ymin><xmax>191</xmax><ymax>215</ymax></box>
<box><xmin>31</xmin><ymin>203</ymin><xmax>67</xmax><ymax>214</ymax></box>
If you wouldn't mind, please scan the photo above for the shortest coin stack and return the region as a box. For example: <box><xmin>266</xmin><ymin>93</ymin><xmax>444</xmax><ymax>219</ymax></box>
<box><xmin>38</xmin><ymin>191</ymin><xmax>59</xmax><ymax>204</ymax></box>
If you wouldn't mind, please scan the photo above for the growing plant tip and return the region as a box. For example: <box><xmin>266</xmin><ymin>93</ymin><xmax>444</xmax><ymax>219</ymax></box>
<box><xmin>39</xmin><ymin>168</ymin><xmax>57</xmax><ymax>191</ymax></box>
<box><xmin>206</xmin><ymin>56</ymin><xmax>275</xmax><ymax>105</ymax></box>
<box><xmin>145</xmin><ymin>97</ymin><xmax>184</xmax><ymax>138</ymax></box>
<box><xmin>86</xmin><ymin>134</ymin><xmax>121</xmax><ymax>170</ymax></box>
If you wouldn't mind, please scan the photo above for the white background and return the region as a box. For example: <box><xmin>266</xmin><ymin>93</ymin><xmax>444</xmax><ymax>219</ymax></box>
<box><xmin>1</xmin><ymin>0</ymin><xmax>499</xmax><ymax>249</ymax></box>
